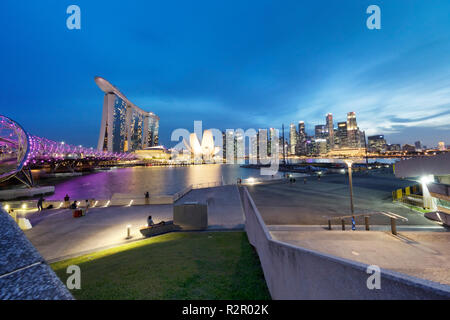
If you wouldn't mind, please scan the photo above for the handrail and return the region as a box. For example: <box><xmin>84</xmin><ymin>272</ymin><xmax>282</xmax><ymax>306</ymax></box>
<box><xmin>325</xmin><ymin>211</ymin><xmax>407</xmax><ymax>235</ymax></box>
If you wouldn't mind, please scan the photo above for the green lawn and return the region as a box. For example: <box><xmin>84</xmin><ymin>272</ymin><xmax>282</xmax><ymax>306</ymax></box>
<box><xmin>51</xmin><ymin>231</ymin><xmax>271</xmax><ymax>300</ymax></box>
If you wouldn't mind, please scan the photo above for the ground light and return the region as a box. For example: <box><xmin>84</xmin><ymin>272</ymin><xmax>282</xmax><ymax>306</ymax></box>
<box><xmin>420</xmin><ymin>175</ymin><xmax>434</xmax><ymax>184</ymax></box>
<box><xmin>420</xmin><ymin>175</ymin><xmax>436</xmax><ymax>210</ymax></box>
<box><xmin>126</xmin><ymin>225</ymin><xmax>132</xmax><ymax>239</ymax></box>
<box><xmin>4</xmin><ymin>204</ymin><xmax>10</xmax><ymax>211</ymax></box>
<box><xmin>21</xmin><ymin>203</ymin><xmax>27</xmax><ymax>210</ymax></box>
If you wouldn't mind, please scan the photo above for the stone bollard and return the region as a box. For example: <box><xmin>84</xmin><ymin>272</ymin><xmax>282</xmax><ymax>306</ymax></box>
<box><xmin>391</xmin><ymin>218</ymin><xmax>397</xmax><ymax>235</ymax></box>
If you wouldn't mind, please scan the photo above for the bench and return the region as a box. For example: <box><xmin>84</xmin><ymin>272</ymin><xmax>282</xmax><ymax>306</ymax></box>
<box><xmin>139</xmin><ymin>221</ymin><xmax>180</xmax><ymax>237</ymax></box>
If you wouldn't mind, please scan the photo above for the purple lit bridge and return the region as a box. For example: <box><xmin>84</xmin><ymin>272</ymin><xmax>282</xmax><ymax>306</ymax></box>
<box><xmin>0</xmin><ymin>115</ymin><xmax>136</xmax><ymax>187</ymax></box>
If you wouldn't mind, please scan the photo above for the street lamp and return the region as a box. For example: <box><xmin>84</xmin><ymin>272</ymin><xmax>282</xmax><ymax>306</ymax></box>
<box><xmin>344</xmin><ymin>160</ymin><xmax>354</xmax><ymax>218</ymax></box>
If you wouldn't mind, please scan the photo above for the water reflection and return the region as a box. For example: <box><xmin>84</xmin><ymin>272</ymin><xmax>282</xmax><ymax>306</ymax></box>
<box><xmin>49</xmin><ymin>164</ymin><xmax>278</xmax><ymax>200</ymax></box>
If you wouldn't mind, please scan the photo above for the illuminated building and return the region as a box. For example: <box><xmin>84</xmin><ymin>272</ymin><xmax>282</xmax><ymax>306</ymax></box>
<box><xmin>289</xmin><ymin>124</ymin><xmax>297</xmax><ymax>155</ymax></box>
<box><xmin>414</xmin><ymin>141</ymin><xmax>422</xmax><ymax>152</ymax></box>
<box><xmin>134</xmin><ymin>146</ymin><xmax>170</xmax><ymax>160</ymax></box>
<box><xmin>326</xmin><ymin>113</ymin><xmax>334</xmax><ymax>149</ymax></box>
<box><xmin>346</xmin><ymin>112</ymin><xmax>361</xmax><ymax>148</ymax></box>
<box><xmin>183</xmin><ymin>130</ymin><xmax>220</xmax><ymax>161</ymax></box>
<box><xmin>336</xmin><ymin>121</ymin><xmax>348</xmax><ymax>148</ymax></box>
<box><xmin>95</xmin><ymin>77</ymin><xmax>159</xmax><ymax>153</ymax></box>
<box><xmin>315</xmin><ymin>125</ymin><xmax>327</xmax><ymax>139</ymax></box>
<box><xmin>268</xmin><ymin>128</ymin><xmax>279</xmax><ymax>156</ymax></box>
<box><xmin>438</xmin><ymin>142</ymin><xmax>446</xmax><ymax>151</ymax></box>
<box><xmin>296</xmin><ymin>121</ymin><xmax>307</xmax><ymax>155</ymax></box>
<box><xmin>257</xmin><ymin>129</ymin><xmax>268</xmax><ymax>160</ymax></box>
<box><xmin>402</xmin><ymin>144</ymin><xmax>416</xmax><ymax>153</ymax></box>
<box><xmin>368</xmin><ymin>135</ymin><xmax>386</xmax><ymax>153</ymax></box>
<box><xmin>386</xmin><ymin>144</ymin><xmax>401</xmax><ymax>152</ymax></box>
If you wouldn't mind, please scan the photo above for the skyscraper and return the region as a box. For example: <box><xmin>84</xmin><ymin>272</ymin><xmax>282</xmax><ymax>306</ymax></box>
<box><xmin>414</xmin><ymin>141</ymin><xmax>422</xmax><ymax>152</ymax></box>
<box><xmin>296</xmin><ymin>121</ymin><xmax>307</xmax><ymax>155</ymax></box>
<box><xmin>346</xmin><ymin>112</ymin><xmax>361</xmax><ymax>148</ymax></box>
<box><xmin>257</xmin><ymin>129</ymin><xmax>268</xmax><ymax>160</ymax></box>
<box><xmin>269</xmin><ymin>128</ymin><xmax>279</xmax><ymax>157</ymax></box>
<box><xmin>289</xmin><ymin>124</ymin><xmax>297</xmax><ymax>155</ymax></box>
<box><xmin>326</xmin><ymin>113</ymin><xmax>334</xmax><ymax>149</ymax></box>
<box><xmin>95</xmin><ymin>77</ymin><xmax>159</xmax><ymax>153</ymax></box>
<box><xmin>368</xmin><ymin>135</ymin><xmax>386</xmax><ymax>153</ymax></box>
<box><xmin>337</xmin><ymin>121</ymin><xmax>348</xmax><ymax>148</ymax></box>
<box><xmin>314</xmin><ymin>125</ymin><xmax>326</xmax><ymax>139</ymax></box>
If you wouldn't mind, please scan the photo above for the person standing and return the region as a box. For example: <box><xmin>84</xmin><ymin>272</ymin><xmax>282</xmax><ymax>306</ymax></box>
<box><xmin>64</xmin><ymin>194</ymin><xmax>70</xmax><ymax>208</ymax></box>
<box><xmin>37</xmin><ymin>195</ymin><xmax>44</xmax><ymax>212</ymax></box>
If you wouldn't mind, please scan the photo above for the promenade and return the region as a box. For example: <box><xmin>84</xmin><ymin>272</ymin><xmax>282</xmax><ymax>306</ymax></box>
<box><xmin>270</xmin><ymin>227</ymin><xmax>450</xmax><ymax>285</ymax></box>
<box><xmin>24</xmin><ymin>185</ymin><xmax>244</xmax><ymax>262</ymax></box>
<box><xmin>247</xmin><ymin>171</ymin><xmax>436</xmax><ymax>226</ymax></box>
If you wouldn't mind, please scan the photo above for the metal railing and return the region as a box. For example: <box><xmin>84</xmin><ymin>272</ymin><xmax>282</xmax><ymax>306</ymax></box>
<box><xmin>324</xmin><ymin>211</ymin><xmax>408</xmax><ymax>235</ymax></box>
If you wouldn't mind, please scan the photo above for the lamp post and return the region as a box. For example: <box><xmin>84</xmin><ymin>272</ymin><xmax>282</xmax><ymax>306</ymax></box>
<box><xmin>344</xmin><ymin>160</ymin><xmax>355</xmax><ymax>218</ymax></box>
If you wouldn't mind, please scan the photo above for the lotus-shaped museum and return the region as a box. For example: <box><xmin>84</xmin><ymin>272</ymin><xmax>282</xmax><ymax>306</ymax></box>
<box><xmin>183</xmin><ymin>130</ymin><xmax>220</xmax><ymax>160</ymax></box>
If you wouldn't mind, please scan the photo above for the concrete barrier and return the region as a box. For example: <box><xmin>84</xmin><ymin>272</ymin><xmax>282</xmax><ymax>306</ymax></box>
<box><xmin>173</xmin><ymin>202</ymin><xmax>208</xmax><ymax>230</ymax></box>
<box><xmin>0</xmin><ymin>186</ymin><xmax>55</xmax><ymax>200</ymax></box>
<box><xmin>240</xmin><ymin>187</ymin><xmax>450</xmax><ymax>300</ymax></box>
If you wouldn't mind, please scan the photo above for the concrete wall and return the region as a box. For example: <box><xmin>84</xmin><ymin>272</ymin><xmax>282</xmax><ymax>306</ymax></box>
<box><xmin>0</xmin><ymin>186</ymin><xmax>55</xmax><ymax>201</ymax></box>
<box><xmin>240</xmin><ymin>187</ymin><xmax>450</xmax><ymax>300</ymax></box>
<box><xmin>395</xmin><ymin>153</ymin><xmax>450</xmax><ymax>178</ymax></box>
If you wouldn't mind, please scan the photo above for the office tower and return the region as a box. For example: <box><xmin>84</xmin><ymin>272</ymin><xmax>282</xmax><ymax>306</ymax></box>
<box><xmin>314</xmin><ymin>125</ymin><xmax>327</xmax><ymax>139</ymax></box>
<box><xmin>289</xmin><ymin>124</ymin><xmax>297</xmax><ymax>155</ymax></box>
<box><xmin>225</xmin><ymin>130</ymin><xmax>235</xmax><ymax>162</ymax></box>
<box><xmin>337</xmin><ymin>121</ymin><xmax>348</xmax><ymax>148</ymax></box>
<box><xmin>235</xmin><ymin>130</ymin><xmax>244</xmax><ymax>161</ymax></box>
<box><xmin>95</xmin><ymin>77</ymin><xmax>159</xmax><ymax>153</ymax></box>
<box><xmin>258</xmin><ymin>129</ymin><xmax>268</xmax><ymax>160</ymax></box>
<box><xmin>346</xmin><ymin>112</ymin><xmax>360</xmax><ymax>148</ymax></box>
<box><xmin>415</xmin><ymin>141</ymin><xmax>422</xmax><ymax>152</ymax></box>
<box><xmin>296</xmin><ymin>121</ymin><xmax>307</xmax><ymax>155</ymax></box>
<box><xmin>269</xmin><ymin>128</ymin><xmax>279</xmax><ymax>156</ymax></box>
<box><xmin>368</xmin><ymin>135</ymin><xmax>386</xmax><ymax>153</ymax></box>
<box><xmin>402</xmin><ymin>144</ymin><xmax>416</xmax><ymax>153</ymax></box>
<box><xmin>326</xmin><ymin>113</ymin><xmax>334</xmax><ymax>149</ymax></box>
<box><xmin>386</xmin><ymin>144</ymin><xmax>401</xmax><ymax>152</ymax></box>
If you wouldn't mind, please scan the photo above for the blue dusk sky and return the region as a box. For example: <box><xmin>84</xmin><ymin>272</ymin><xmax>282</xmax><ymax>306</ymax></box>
<box><xmin>0</xmin><ymin>0</ymin><xmax>449</xmax><ymax>148</ymax></box>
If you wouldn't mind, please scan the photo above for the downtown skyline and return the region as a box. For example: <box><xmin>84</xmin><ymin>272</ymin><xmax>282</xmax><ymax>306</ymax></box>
<box><xmin>1</xmin><ymin>1</ymin><xmax>449</xmax><ymax>148</ymax></box>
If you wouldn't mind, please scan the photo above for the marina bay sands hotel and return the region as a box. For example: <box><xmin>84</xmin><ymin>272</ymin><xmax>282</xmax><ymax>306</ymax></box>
<box><xmin>94</xmin><ymin>77</ymin><xmax>159</xmax><ymax>153</ymax></box>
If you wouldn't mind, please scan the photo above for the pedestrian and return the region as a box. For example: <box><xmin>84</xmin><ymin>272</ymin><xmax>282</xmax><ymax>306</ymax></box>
<box><xmin>145</xmin><ymin>191</ymin><xmax>150</xmax><ymax>205</ymax></box>
<box><xmin>84</xmin><ymin>199</ymin><xmax>89</xmax><ymax>214</ymax></box>
<box><xmin>37</xmin><ymin>195</ymin><xmax>44</xmax><ymax>212</ymax></box>
<box><xmin>304</xmin><ymin>178</ymin><xmax>307</xmax><ymax>184</ymax></box>
<box><xmin>64</xmin><ymin>194</ymin><xmax>70</xmax><ymax>208</ymax></box>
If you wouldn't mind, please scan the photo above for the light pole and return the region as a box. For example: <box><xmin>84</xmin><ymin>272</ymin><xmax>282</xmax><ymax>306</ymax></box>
<box><xmin>344</xmin><ymin>160</ymin><xmax>354</xmax><ymax>218</ymax></box>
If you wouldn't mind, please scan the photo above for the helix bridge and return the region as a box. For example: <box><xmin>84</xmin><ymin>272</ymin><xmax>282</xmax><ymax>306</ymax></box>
<box><xmin>0</xmin><ymin>115</ymin><xmax>135</xmax><ymax>187</ymax></box>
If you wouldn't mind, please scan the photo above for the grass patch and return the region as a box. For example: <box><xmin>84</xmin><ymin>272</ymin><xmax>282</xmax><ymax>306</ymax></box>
<box><xmin>51</xmin><ymin>231</ymin><xmax>270</xmax><ymax>300</ymax></box>
<box><xmin>399</xmin><ymin>202</ymin><xmax>432</xmax><ymax>214</ymax></box>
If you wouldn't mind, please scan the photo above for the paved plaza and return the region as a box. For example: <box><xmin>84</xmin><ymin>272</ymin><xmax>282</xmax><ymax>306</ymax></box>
<box><xmin>24</xmin><ymin>185</ymin><xmax>244</xmax><ymax>262</ymax></box>
<box><xmin>270</xmin><ymin>227</ymin><xmax>450</xmax><ymax>285</ymax></box>
<box><xmin>247</xmin><ymin>172</ymin><xmax>437</xmax><ymax>226</ymax></box>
